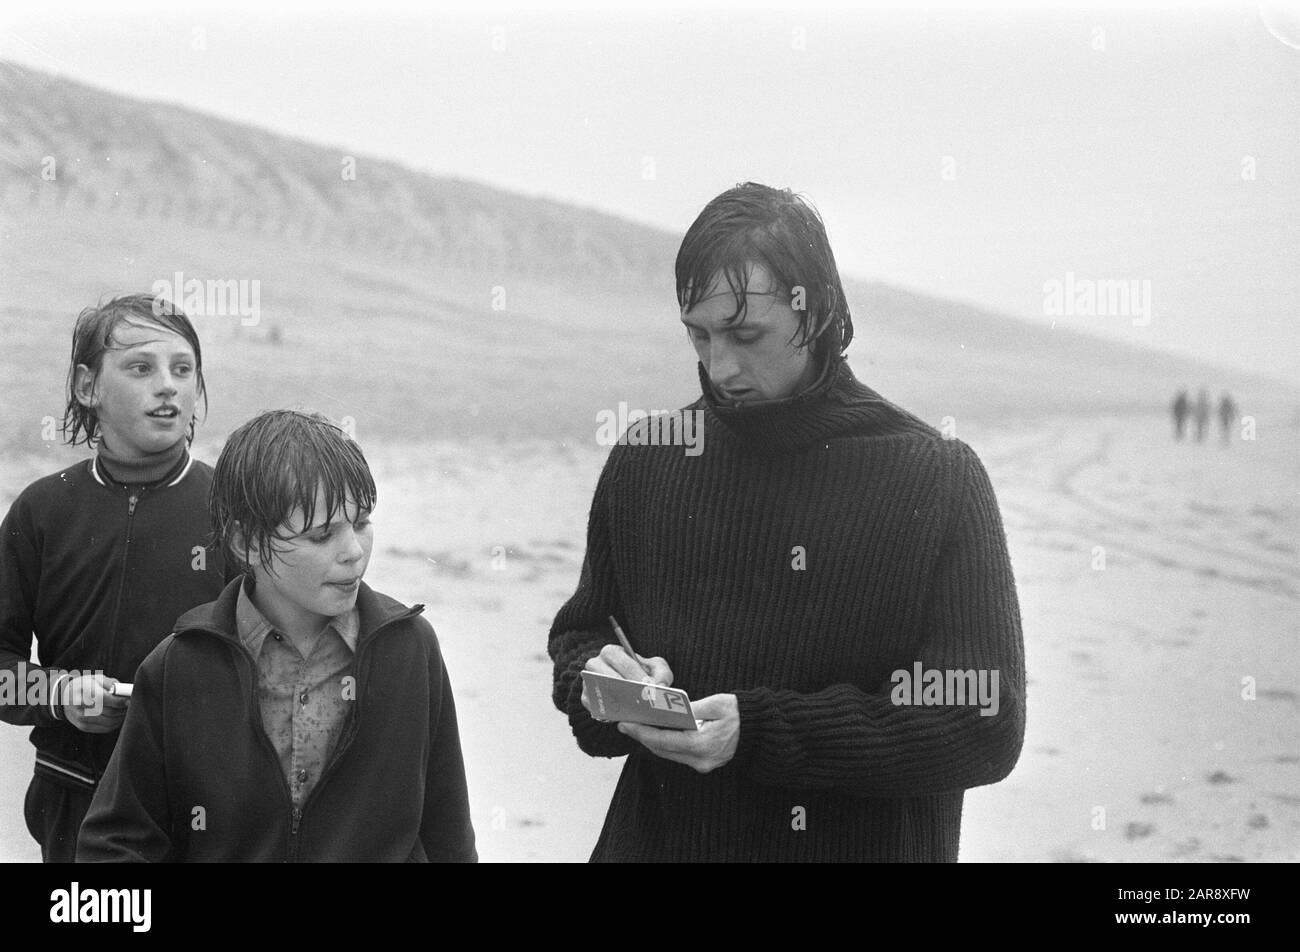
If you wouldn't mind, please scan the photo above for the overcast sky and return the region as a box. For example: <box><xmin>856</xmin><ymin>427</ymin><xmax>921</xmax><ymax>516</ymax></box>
<box><xmin>2</xmin><ymin>1</ymin><xmax>1297</xmax><ymax>384</ymax></box>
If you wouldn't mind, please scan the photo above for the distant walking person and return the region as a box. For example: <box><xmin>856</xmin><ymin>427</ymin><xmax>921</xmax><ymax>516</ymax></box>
<box><xmin>1193</xmin><ymin>388</ymin><xmax>1211</xmax><ymax>443</ymax></box>
<box><xmin>1218</xmin><ymin>393</ymin><xmax>1238</xmax><ymax>444</ymax></box>
<box><xmin>1171</xmin><ymin>389</ymin><xmax>1190</xmax><ymax>441</ymax></box>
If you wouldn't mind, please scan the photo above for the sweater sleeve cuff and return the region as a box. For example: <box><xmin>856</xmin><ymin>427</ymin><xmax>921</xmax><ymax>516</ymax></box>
<box><xmin>560</xmin><ymin>652</ymin><xmax>637</xmax><ymax>759</ymax></box>
<box><xmin>732</xmin><ymin>687</ymin><xmax>774</xmax><ymax>770</ymax></box>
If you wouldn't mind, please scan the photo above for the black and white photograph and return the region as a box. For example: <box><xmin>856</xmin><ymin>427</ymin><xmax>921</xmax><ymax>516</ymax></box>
<box><xmin>0</xmin><ymin>0</ymin><xmax>1296</xmax><ymax>885</ymax></box>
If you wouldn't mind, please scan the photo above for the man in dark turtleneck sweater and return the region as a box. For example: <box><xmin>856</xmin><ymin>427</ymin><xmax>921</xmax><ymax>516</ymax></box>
<box><xmin>548</xmin><ymin>183</ymin><xmax>1025</xmax><ymax>862</ymax></box>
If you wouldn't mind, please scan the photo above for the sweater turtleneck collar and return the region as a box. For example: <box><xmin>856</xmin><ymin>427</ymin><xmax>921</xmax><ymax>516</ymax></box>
<box><xmin>96</xmin><ymin>437</ymin><xmax>189</xmax><ymax>486</ymax></box>
<box><xmin>697</xmin><ymin>355</ymin><xmax>929</xmax><ymax>455</ymax></box>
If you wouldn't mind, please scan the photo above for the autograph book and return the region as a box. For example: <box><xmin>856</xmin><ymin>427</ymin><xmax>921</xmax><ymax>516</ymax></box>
<box><xmin>581</xmin><ymin>671</ymin><xmax>700</xmax><ymax>731</ymax></box>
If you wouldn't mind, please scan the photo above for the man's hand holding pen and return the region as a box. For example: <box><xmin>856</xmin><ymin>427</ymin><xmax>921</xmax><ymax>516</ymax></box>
<box><xmin>580</xmin><ymin>616</ymin><xmax>675</xmax><ymax>710</ymax></box>
<box><xmin>580</xmin><ymin>642</ymin><xmax>674</xmax><ymax>707</ymax></box>
<box><xmin>582</xmin><ymin>616</ymin><xmax>740</xmax><ymax>774</ymax></box>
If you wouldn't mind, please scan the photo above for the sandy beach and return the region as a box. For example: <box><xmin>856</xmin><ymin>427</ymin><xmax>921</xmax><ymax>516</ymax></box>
<box><xmin>2</xmin><ymin>406</ymin><xmax>1294</xmax><ymax>863</ymax></box>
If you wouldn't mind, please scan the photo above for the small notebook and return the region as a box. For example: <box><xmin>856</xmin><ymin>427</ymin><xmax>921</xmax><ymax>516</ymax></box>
<box><xmin>580</xmin><ymin>671</ymin><xmax>699</xmax><ymax>731</ymax></box>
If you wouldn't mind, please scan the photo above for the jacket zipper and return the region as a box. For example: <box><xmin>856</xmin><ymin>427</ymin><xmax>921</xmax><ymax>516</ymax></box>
<box><xmin>204</xmin><ymin>606</ymin><xmax>423</xmax><ymax>861</ymax></box>
<box><xmin>104</xmin><ymin>489</ymin><xmax>142</xmax><ymax>689</ymax></box>
<box><xmin>288</xmin><ymin>609</ymin><xmax>421</xmax><ymax>849</ymax></box>
<box><xmin>231</xmin><ymin>639</ymin><xmax>300</xmax><ymax>861</ymax></box>
<box><xmin>100</xmin><ymin>453</ymin><xmax>190</xmax><ymax>677</ymax></box>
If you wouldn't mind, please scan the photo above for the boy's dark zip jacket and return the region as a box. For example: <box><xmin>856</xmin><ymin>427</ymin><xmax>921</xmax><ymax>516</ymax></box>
<box><xmin>76</xmin><ymin>577</ymin><xmax>478</xmax><ymax>863</ymax></box>
<box><xmin>0</xmin><ymin>453</ymin><xmax>229</xmax><ymax>790</ymax></box>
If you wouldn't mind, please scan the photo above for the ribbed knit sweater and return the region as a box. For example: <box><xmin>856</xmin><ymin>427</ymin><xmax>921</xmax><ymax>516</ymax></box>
<box><xmin>548</xmin><ymin>358</ymin><xmax>1026</xmax><ymax>862</ymax></box>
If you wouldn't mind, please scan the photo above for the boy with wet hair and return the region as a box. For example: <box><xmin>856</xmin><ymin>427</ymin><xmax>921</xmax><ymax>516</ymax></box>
<box><xmin>78</xmin><ymin>410</ymin><xmax>476</xmax><ymax>862</ymax></box>
<box><xmin>0</xmin><ymin>293</ymin><xmax>229</xmax><ymax>861</ymax></box>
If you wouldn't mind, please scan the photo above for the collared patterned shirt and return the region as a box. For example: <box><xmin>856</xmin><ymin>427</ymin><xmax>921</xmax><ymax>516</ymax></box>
<box><xmin>236</xmin><ymin>581</ymin><xmax>359</xmax><ymax>810</ymax></box>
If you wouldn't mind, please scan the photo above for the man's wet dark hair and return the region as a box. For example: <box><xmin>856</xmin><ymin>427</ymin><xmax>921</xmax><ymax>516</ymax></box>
<box><xmin>62</xmin><ymin>293</ymin><xmax>208</xmax><ymax>447</ymax></box>
<box><xmin>211</xmin><ymin>410</ymin><xmax>376</xmax><ymax>575</ymax></box>
<box><xmin>675</xmin><ymin>182</ymin><xmax>854</xmax><ymax>362</ymax></box>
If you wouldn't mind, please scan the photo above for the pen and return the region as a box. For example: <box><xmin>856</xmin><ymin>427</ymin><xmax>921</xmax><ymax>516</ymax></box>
<box><xmin>608</xmin><ymin>615</ymin><xmax>651</xmax><ymax>676</ymax></box>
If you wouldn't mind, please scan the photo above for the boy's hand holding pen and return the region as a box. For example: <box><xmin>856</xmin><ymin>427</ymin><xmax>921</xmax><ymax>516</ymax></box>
<box><xmin>579</xmin><ymin>616</ymin><xmax>674</xmax><ymax>717</ymax></box>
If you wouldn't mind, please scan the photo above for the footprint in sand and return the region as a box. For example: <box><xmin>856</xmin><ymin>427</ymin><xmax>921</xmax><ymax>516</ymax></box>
<box><xmin>1259</xmin><ymin>688</ymin><xmax>1298</xmax><ymax>704</ymax></box>
<box><xmin>1246</xmin><ymin>813</ymin><xmax>1269</xmax><ymax>829</ymax></box>
<box><xmin>1125</xmin><ymin>822</ymin><xmax>1156</xmax><ymax>840</ymax></box>
<box><xmin>1050</xmin><ymin>848</ymin><xmax>1098</xmax><ymax>863</ymax></box>
<box><xmin>1139</xmin><ymin>792</ymin><xmax>1174</xmax><ymax>805</ymax></box>
<box><xmin>1170</xmin><ymin>837</ymin><xmax>1201</xmax><ymax>858</ymax></box>
<box><xmin>386</xmin><ymin>546</ymin><xmax>474</xmax><ymax>578</ymax></box>
<box><xmin>1207</xmin><ymin>770</ymin><xmax>1236</xmax><ymax>785</ymax></box>
<box><xmin>1269</xmin><ymin>793</ymin><xmax>1300</xmax><ymax>806</ymax></box>
<box><xmin>1274</xmin><ymin>754</ymin><xmax>1300</xmax><ymax>765</ymax></box>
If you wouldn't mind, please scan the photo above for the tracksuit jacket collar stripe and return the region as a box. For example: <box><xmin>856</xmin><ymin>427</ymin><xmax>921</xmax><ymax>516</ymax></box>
<box><xmin>89</xmin><ymin>450</ymin><xmax>195</xmax><ymax>488</ymax></box>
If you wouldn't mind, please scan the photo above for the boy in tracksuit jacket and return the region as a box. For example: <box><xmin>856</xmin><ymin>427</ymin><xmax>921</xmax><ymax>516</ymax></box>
<box><xmin>78</xmin><ymin>410</ymin><xmax>477</xmax><ymax>862</ymax></box>
<box><xmin>0</xmin><ymin>294</ymin><xmax>228</xmax><ymax>862</ymax></box>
